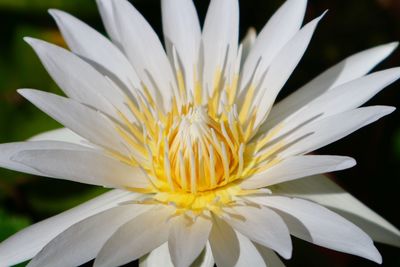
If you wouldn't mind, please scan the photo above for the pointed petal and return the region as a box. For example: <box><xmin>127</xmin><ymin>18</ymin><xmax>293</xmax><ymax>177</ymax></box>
<box><xmin>49</xmin><ymin>9</ymin><xmax>140</xmax><ymax>91</ymax></box>
<box><xmin>28</xmin><ymin>204</ymin><xmax>152</xmax><ymax>267</ymax></box>
<box><xmin>24</xmin><ymin>38</ymin><xmax>125</xmax><ymax>119</ymax></box>
<box><xmin>240</xmin><ymin>0</ymin><xmax>307</xmax><ymax>90</ymax></box>
<box><xmin>209</xmin><ymin>215</ymin><xmax>240</xmax><ymax>267</ymax></box>
<box><xmin>263</xmin><ymin>68</ymin><xmax>400</xmax><ymax>136</ymax></box>
<box><xmin>252</xmin><ymin>13</ymin><xmax>325</xmax><ymax>127</ymax></box>
<box><xmin>0</xmin><ymin>141</ymin><xmax>88</xmax><ymax>177</ymax></box>
<box><xmin>280</xmin><ymin>106</ymin><xmax>395</xmax><ymax>157</ymax></box>
<box><xmin>139</xmin><ymin>242</ymin><xmax>214</xmax><ymax>267</ymax></box>
<box><xmin>254</xmin><ymin>244</ymin><xmax>286</xmax><ymax>267</ymax></box>
<box><xmin>240</xmin><ymin>28</ymin><xmax>257</xmax><ymax>65</ymax></box>
<box><xmin>28</xmin><ymin>128</ymin><xmax>87</xmax><ymax>146</ymax></box>
<box><xmin>267</xmin><ymin>42</ymin><xmax>399</xmax><ymax>127</ymax></box>
<box><xmin>223</xmin><ymin>205</ymin><xmax>292</xmax><ymax>259</ymax></box>
<box><xmin>234</xmin><ymin>232</ymin><xmax>266</xmax><ymax>267</ymax></box>
<box><xmin>18</xmin><ymin>89</ymin><xmax>127</xmax><ymax>154</ymax></box>
<box><xmin>95</xmin><ymin>0</ymin><xmax>122</xmax><ymax>47</ymax></box>
<box><xmin>12</xmin><ymin>148</ymin><xmax>151</xmax><ymax>189</ymax></box>
<box><xmin>248</xmin><ymin>196</ymin><xmax>382</xmax><ymax>263</ymax></box>
<box><xmin>273</xmin><ymin>175</ymin><xmax>400</xmax><ymax>247</ymax></box>
<box><xmin>94</xmin><ymin>206</ymin><xmax>173</xmax><ymax>267</ymax></box>
<box><xmin>241</xmin><ymin>155</ymin><xmax>355</xmax><ymax>189</ymax></box>
<box><xmin>0</xmin><ymin>190</ymin><xmax>134</xmax><ymax>266</ymax></box>
<box><xmin>161</xmin><ymin>0</ymin><xmax>201</xmax><ymax>91</ymax></box>
<box><xmin>202</xmin><ymin>0</ymin><xmax>239</xmax><ymax>95</ymax></box>
<box><xmin>140</xmin><ymin>243</ymin><xmax>175</xmax><ymax>267</ymax></box>
<box><xmin>168</xmin><ymin>215</ymin><xmax>212</xmax><ymax>267</ymax></box>
<box><xmin>112</xmin><ymin>0</ymin><xmax>176</xmax><ymax>112</ymax></box>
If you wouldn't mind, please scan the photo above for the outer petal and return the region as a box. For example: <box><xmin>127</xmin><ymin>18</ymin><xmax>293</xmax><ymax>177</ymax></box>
<box><xmin>262</xmin><ymin>68</ymin><xmax>400</xmax><ymax>137</ymax></box>
<box><xmin>94</xmin><ymin>206</ymin><xmax>173</xmax><ymax>267</ymax></box>
<box><xmin>234</xmin><ymin>232</ymin><xmax>266</xmax><ymax>267</ymax></box>
<box><xmin>202</xmin><ymin>0</ymin><xmax>239</xmax><ymax>96</ymax></box>
<box><xmin>24</xmin><ymin>38</ymin><xmax>125</xmax><ymax>119</ymax></box>
<box><xmin>12</xmin><ymin>149</ymin><xmax>151</xmax><ymax>189</ymax></box>
<box><xmin>139</xmin><ymin>243</ymin><xmax>214</xmax><ymax>267</ymax></box>
<box><xmin>279</xmin><ymin>106</ymin><xmax>395</xmax><ymax>157</ymax></box>
<box><xmin>240</xmin><ymin>0</ymin><xmax>307</xmax><ymax>91</ymax></box>
<box><xmin>0</xmin><ymin>141</ymin><xmax>89</xmax><ymax>177</ymax></box>
<box><xmin>28</xmin><ymin>128</ymin><xmax>87</xmax><ymax>145</ymax></box>
<box><xmin>248</xmin><ymin>196</ymin><xmax>382</xmax><ymax>263</ymax></box>
<box><xmin>49</xmin><ymin>9</ymin><xmax>141</xmax><ymax>91</ymax></box>
<box><xmin>273</xmin><ymin>175</ymin><xmax>400</xmax><ymax>247</ymax></box>
<box><xmin>267</xmin><ymin>42</ymin><xmax>399</xmax><ymax>128</ymax></box>
<box><xmin>250</xmin><ymin>13</ymin><xmax>325</xmax><ymax>127</ymax></box>
<box><xmin>223</xmin><ymin>205</ymin><xmax>292</xmax><ymax>259</ymax></box>
<box><xmin>112</xmin><ymin>0</ymin><xmax>176</xmax><ymax>112</ymax></box>
<box><xmin>28</xmin><ymin>204</ymin><xmax>152</xmax><ymax>267</ymax></box>
<box><xmin>208</xmin><ymin>215</ymin><xmax>240</xmax><ymax>267</ymax></box>
<box><xmin>241</xmin><ymin>155</ymin><xmax>355</xmax><ymax>189</ymax></box>
<box><xmin>168</xmin><ymin>215</ymin><xmax>212</xmax><ymax>267</ymax></box>
<box><xmin>0</xmin><ymin>190</ymin><xmax>134</xmax><ymax>267</ymax></box>
<box><xmin>254</xmin><ymin>244</ymin><xmax>286</xmax><ymax>267</ymax></box>
<box><xmin>161</xmin><ymin>0</ymin><xmax>201</xmax><ymax>93</ymax></box>
<box><xmin>18</xmin><ymin>89</ymin><xmax>128</xmax><ymax>155</ymax></box>
<box><xmin>96</xmin><ymin>0</ymin><xmax>122</xmax><ymax>47</ymax></box>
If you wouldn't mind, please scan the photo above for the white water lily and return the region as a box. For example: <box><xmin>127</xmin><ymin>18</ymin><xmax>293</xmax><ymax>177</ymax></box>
<box><xmin>0</xmin><ymin>0</ymin><xmax>399</xmax><ymax>266</ymax></box>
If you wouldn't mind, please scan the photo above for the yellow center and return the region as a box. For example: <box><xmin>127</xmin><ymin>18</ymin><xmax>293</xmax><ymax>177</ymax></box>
<box><xmin>113</xmin><ymin>68</ymin><xmax>282</xmax><ymax>212</ymax></box>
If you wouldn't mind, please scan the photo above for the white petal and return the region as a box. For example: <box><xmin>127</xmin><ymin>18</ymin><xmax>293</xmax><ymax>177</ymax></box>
<box><xmin>24</xmin><ymin>38</ymin><xmax>125</xmax><ymax>119</ymax></box>
<box><xmin>18</xmin><ymin>89</ymin><xmax>127</xmax><ymax>154</ymax></box>
<box><xmin>251</xmin><ymin>13</ymin><xmax>325</xmax><ymax>127</ymax></box>
<box><xmin>49</xmin><ymin>9</ymin><xmax>141</xmax><ymax>91</ymax></box>
<box><xmin>265</xmin><ymin>68</ymin><xmax>400</xmax><ymax>137</ymax></box>
<box><xmin>112</xmin><ymin>0</ymin><xmax>176</xmax><ymax>112</ymax></box>
<box><xmin>168</xmin><ymin>215</ymin><xmax>212</xmax><ymax>267</ymax></box>
<box><xmin>0</xmin><ymin>190</ymin><xmax>134</xmax><ymax>266</ymax></box>
<box><xmin>94</xmin><ymin>206</ymin><xmax>173</xmax><ymax>267</ymax></box>
<box><xmin>140</xmin><ymin>243</ymin><xmax>175</xmax><ymax>267</ymax></box>
<box><xmin>280</xmin><ymin>106</ymin><xmax>395</xmax><ymax>157</ymax></box>
<box><xmin>267</xmin><ymin>42</ymin><xmax>399</xmax><ymax>128</ymax></box>
<box><xmin>273</xmin><ymin>174</ymin><xmax>400</xmax><ymax>247</ymax></box>
<box><xmin>28</xmin><ymin>204</ymin><xmax>151</xmax><ymax>267</ymax></box>
<box><xmin>208</xmin><ymin>215</ymin><xmax>240</xmax><ymax>267</ymax></box>
<box><xmin>29</xmin><ymin>128</ymin><xmax>87</xmax><ymax>146</ymax></box>
<box><xmin>240</xmin><ymin>0</ymin><xmax>307</xmax><ymax>91</ymax></box>
<box><xmin>0</xmin><ymin>141</ymin><xmax>89</xmax><ymax>177</ymax></box>
<box><xmin>202</xmin><ymin>0</ymin><xmax>239</xmax><ymax>95</ymax></box>
<box><xmin>12</xmin><ymin>148</ymin><xmax>151</xmax><ymax>189</ymax></box>
<box><xmin>240</xmin><ymin>28</ymin><xmax>257</xmax><ymax>66</ymax></box>
<box><xmin>254</xmin><ymin>244</ymin><xmax>286</xmax><ymax>267</ymax></box>
<box><xmin>95</xmin><ymin>0</ymin><xmax>122</xmax><ymax>47</ymax></box>
<box><xmin>241</xmin><ymin>155</ymin><xmax>356</xmax><ymax>189</ymax></box>
<box><xmin>161</xmin><ymin>0</ymin><xmax>201</xmax><ymax>92</ymax></box>
<box><xmin>234</xmin><ymin>232</ymin><xmax>266</xmax><ymax>267</ymax></box>
<box><xmin>248</xmin><ymin>196</ymin><xmax>382</xmax><ymax>263</ymax></box>
<box><xmin>139</xmin><ymin>242</ymin><xmax>215</xmax><ymax>267</ymax></box>
<box><xmin>223</xmin><ymin>205</ymin><xmax>292</xmax><ymax>259</ymax></box>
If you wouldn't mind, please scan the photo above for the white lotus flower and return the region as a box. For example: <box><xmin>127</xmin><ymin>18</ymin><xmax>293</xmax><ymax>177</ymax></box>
<box><xmin>0</xmin><ymin>0</ymin><xmax>399</xmax><ymax>266</ymax></box>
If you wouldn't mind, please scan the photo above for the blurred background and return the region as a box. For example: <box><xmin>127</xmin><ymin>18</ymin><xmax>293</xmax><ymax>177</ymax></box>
<box><xmin>0</xmin><ymin>0</ymin><xmax>399</xmax><ymax>266</ymax></box>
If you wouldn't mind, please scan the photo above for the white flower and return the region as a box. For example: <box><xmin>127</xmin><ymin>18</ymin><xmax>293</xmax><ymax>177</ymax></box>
<box><xmin>0</xmin><ymin>0</ymin><xmax>399</xmax><ymax>266</ymax></box>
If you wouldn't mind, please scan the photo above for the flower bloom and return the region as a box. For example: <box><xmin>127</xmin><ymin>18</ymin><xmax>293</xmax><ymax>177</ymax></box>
<box><xmin>0</xmin><ymin>0</ymin><xmax>399</xmax><ymax>266</ymax></box>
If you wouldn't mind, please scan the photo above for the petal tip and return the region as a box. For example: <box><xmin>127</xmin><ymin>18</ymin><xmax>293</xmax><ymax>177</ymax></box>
<box><xmin>341</xmin><ymin>157</ymin><xmax>357</xmax><ymax>169</ymax></box>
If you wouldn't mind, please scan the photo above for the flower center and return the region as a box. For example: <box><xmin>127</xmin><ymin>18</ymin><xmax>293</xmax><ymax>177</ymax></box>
<box><xmin>151</xmin><ymin>106</ymin><xmax>244</xmax><ymax>194</ymax></box>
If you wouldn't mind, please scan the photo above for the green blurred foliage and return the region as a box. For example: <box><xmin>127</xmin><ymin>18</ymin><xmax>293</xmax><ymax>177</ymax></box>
<box><xmin>0</xmin><ymin>0</ymin><xmax>96</xmax><ymax>14</ymax></box>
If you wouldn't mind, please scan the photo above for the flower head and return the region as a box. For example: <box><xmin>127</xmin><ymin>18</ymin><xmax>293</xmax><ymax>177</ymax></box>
<box><xmin>0</xmin><ymin>0</ymin><xmax>399</xmax><ymax>266</ymax></box>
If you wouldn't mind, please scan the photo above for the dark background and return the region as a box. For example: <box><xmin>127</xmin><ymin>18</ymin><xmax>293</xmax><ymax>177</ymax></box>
<box><xmin>0</xmin><ymin>0</ymin><xmax>399</xmax><ymax>266</ymax></box>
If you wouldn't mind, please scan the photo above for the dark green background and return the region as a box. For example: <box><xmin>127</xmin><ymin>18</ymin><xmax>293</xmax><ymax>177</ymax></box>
<box><xmin>0</xmin><ymin>0</ymin><xmax>399</xmax><ymax>266</ymax></box>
